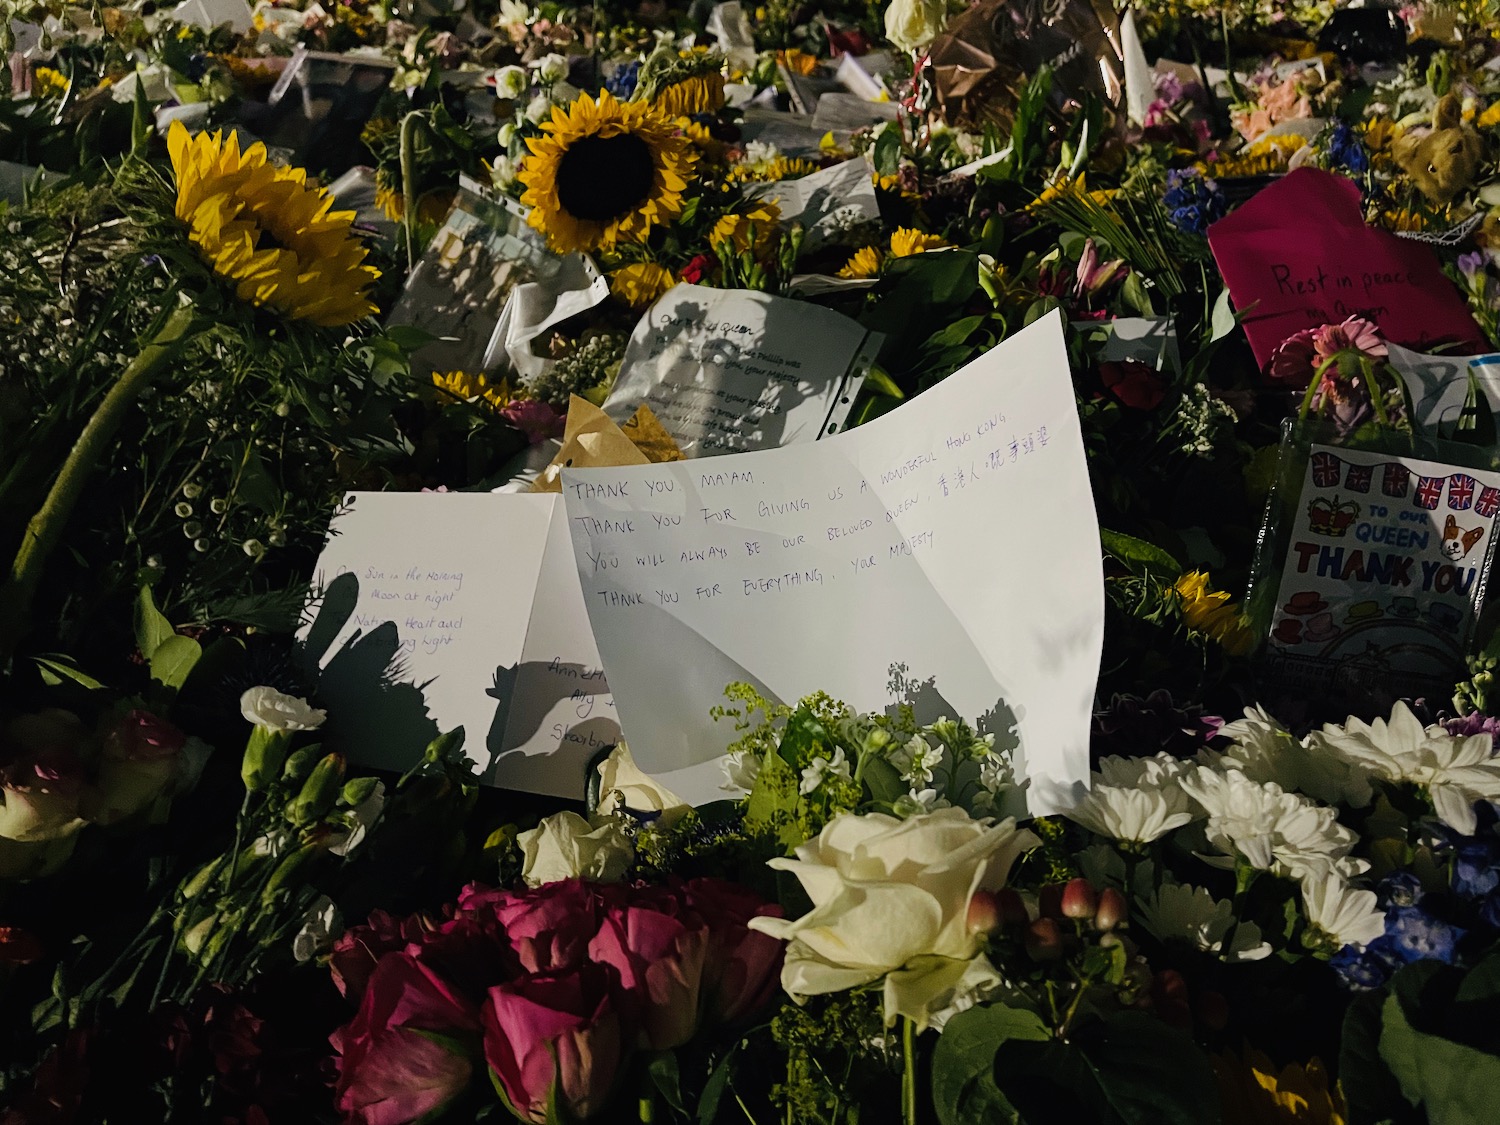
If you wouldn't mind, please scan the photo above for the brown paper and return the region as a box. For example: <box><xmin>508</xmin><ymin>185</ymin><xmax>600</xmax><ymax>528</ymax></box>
<box><xmin>926</xmin><ymin>0</ymin><xmax>1125</xmax><ymax>130</ymax></box>
<box><xmin>529</xmin><ymin>397</ymin><xmax>684</xmax><ymax>493</ymax></box>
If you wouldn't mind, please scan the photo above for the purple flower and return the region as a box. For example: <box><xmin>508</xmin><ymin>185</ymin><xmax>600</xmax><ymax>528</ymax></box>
<box><xmin>1387</xmin><ymin>905</ymin><xmax>1464</xmax><ymax>964</ymax></box>
<box><xmin>1162</xmin><ymin>169</ymin><xmax>1227</xmax><ymax>236</ymax></box>
<box><xmin>1376</xmin><ymin>871</ymin><xmax>1425</xmax><ymax>910</ymax></box>
<box><xmin>1442</xmin><ymin>712</ymin><xmax>1500</xmax><ymax>739</ymax></box>
<box><xmin>1154</xmin><ymin>71</ymin><xmax>1184</xmax><ymax>103</ymax></box>
<box><xmin>1331</xmin><ymin>939</ymin><xmax>1400</xmax><ymax>990</ymax></box>
<box><xmin>1458</xmin><ymin>251</ymin><xmax>1488</xmax><ymax>280</ymax></box>
<box><xmin>1453</xmin><ymin>839</ymin><xmax>1500</xmax><ymax>899</ymax></box>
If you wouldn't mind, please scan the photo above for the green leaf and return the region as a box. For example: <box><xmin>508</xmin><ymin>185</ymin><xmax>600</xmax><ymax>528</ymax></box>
<box><xmin>862</xmin><ymin>364</ymin><xmax>906</xmax><ymax>401</ymax></box>
<box><xmin>134</xmin><ymin>585</ymin><xmax>175</xmax><ymax>660</ymax></box>
<box><xmin>149</xmin><ymin>634</ymin><xmax>202</xmax><ymax>691</ymax></box>
<box><xmin>922</xmin><ymin>315</ymin><xmax>987</xmax><ymax>352</ymax></box>
<box><xmin>697</xmin><ymin>1048</ymin><xmax>736</xmax><ymax>1125</ymax></box>
<box><xmin>32</xmin><ymin>655</ymin><xmax>104</xmax><ymax>690</ymax></box>
<box><xmin>861</xmin><ymin>755</ymin><xmax>906</xmax><ymax>806</ymax></box>
<box><xmin>647</xmin><ymin>1051</ymin><xmax>686</xmax><ymax>1115</ymax></box>
<box><xmin>777</xmin><ymin>704</ymin><xmax>831</xmax><ymax>767</ymax></box>
<box><xmin>745</xmin><ymin>751</ymin><xmax>801</xmax><ymax>847</ymax></box>
<box><xmin>932</xmin><ymin>1005</ymin><xmax>1048</xmax><ymax>1125</ymax></box>
<box><xmin>1341</xmin><ymin>990</ymin><xmax>1418</xmax><ymax>1125</ymax></box>
<box><xmin>1379</xmin><ymin>989</ymin><xmax>1500</xmax><ymax>1124</ymax></box>
<box><xmin>1120</xmin><ymin>272</ymin><xmax>1156</xmax><ymax>317</ymax></box>
<box><xmin>1099</xmin><ymin>529</ymin><xmax>1181</xmax><ymax>579</ymax></box>
<box><xmin>1077</xmin><ymin>1012</ymin><xmax>1222</xmax><ymax>1125</ymax></box>
<box><xmin>1450</xmin><ymin>369</ymin><xmax>1497</xmax><ymax>447</ymax></box>
<box><xmin>873</xmin><ymin>128</ymin><xmax>901</xmax><ymax>178</ymax></box>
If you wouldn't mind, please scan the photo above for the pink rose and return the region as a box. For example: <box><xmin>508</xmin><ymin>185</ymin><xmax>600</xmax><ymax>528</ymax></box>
<box><xmin>483</xmin><ymin>964</ymin><xmax>624</xmax><ymax>1123</ymax></box>
<box><xmin>88</xmin><ymin>709</ymin><xmax>188</xmax><ymax>825</ymax></box>
<box><xmin>332</xmin><ymin>954</ymin><xmax>479</xmax><ymax>1125</ymax></box>
<box><xmin>472</xmin><ymin>878</ymin><xmax>601</xmax><ymax>975</ymax></box>
<box><xmin>499</xmin><ymin>399</ymin><xmax>565</xmax><ymax>445</ymax></box>
<box><xmin>679</xmin><ymin>878</ymin><xmax>784</xmax><ymax>1027</ymax></box>
<box><xmin>103</xmin><ymin>710</ymin><xmax>186</xmax><ymax>762</ymax></box>
<box><xmin>588</xmin><ymin>899</ymin><xmax>708</xmax><ymax>1050</ymax></box>
<box><xmin>329</xmin><ymin>909</ymin><xmax>436</xmax><ymax>1002</ymax></box>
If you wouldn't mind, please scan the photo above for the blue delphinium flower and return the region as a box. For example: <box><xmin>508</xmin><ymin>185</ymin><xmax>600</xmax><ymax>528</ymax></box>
<box><xmin>1453</xmin><ymin>838</ymin><xmax>1500</xmax><ymax>899</ymax></box>
<box><xmin>1331</xmin><ymin>939</ymin><xmax>1401</xmax><ymax>989</ymax></box>
<box><xmin>1326</xmin><ymin>121</ymin><xmax>1369</xmax><ymax>175</ymax></box>
<box><xmin>1377</xmin><ymin>870</ymin><xmax>1425</xmax><ymax>909</ymax></box>
<box><xmin>606</xmin><ymin>61</ymin><xmax>640</xmax><ymax>100</ymax></box>
<box><xmin>1386</xmin><ymin>905</ymin><xmax>1464</xmax><ymax>964</ymax></box>
<box><xmin>1162</xmin><ymin>169</ymin><xmax>1228</xmax><ymax>236</ymax></box>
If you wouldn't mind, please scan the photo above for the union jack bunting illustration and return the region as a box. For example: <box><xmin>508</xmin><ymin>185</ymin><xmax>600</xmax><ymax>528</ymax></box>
<box><xmin>1383</xmin><ymin>463</ymin><xmax>1410</xmax><ymax>498</ymax></box>
<box><xmin>1449</xmin><ymin>474</ymin><xmax>1476</xmax><ymax>511</ymax></box>
<box><xmin>1343</xmin><ymin>463</ymin><xmax>1373</xmax><ymax>493</ymax></box>
<box><xmin>1413</xmin><ymin>475</ymin><xmax>1445</xmax><ymax>510</ymax></box>
<box><xmin>1311</xmin><ymin>451</ymin><xmax>1341</xmax><ymax>487</ymax></box>
<box><xmin>1477</xmin><ymin>486</ymin><xmax>1500</xmax><ymax>519</ymax></box>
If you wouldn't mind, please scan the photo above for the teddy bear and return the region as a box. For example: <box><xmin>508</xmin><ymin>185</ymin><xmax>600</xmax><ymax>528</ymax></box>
<box><xmin>1394</xmin><ymin>93</ymin><xmax>1484</xmax><ymax>206</ymax></box>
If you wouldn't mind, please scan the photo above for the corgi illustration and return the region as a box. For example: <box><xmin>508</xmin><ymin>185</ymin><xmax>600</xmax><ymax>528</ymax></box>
<box><xmin>1442</xmin><ymin>515</ymin><xmax>1485</xmax><ymax>561</ymax></box>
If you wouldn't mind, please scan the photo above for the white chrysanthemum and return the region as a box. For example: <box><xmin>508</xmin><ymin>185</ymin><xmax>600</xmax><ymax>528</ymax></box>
<box><xmin>1136</xmin><ymin>883</ymin><xmax>1271</xmax><ymax>962</ymax></box>
<box><xmin>1212</xmin><ymin>705</ymin><xmax>1374</xmax><ymax>808</ymax></box>
<box><xmin>1094</xmin><ymin>751</ymin><xmax>1197</xmax><ymax>790</ymax></box>
<box><xmin>1317</xmin><ymin>701</ymin><xmax>1500</xmax><ymax>834</ymax></box>
<box><xmin>1300</xmin><ymin>874</ymin><xmax>1386</xmax><ymax>950</ymax></box>
<box><xmin>800</xmin><ymin>746</ymin><xmax>852</xmax><ymax>795</ymax></box>
<box><xmin>1065</xmin><ymin>785</ymin><xmax>1193</xmax><ymax>845</ymax></box>
<box><xmin>1179</xmin><ymin>767</ymin><xmax>1366</xmax><ymax>883</ymax></box>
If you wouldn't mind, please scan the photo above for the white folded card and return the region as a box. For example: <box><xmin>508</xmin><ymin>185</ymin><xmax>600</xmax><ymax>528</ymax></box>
<box><xmin>301</xmin><ymin>491</ymin><xmax>616</xmax><ymax>797</ymax></box>
<box><xmin>564</xmin><ymin>311</ymin><xmax>1104</xmax><ymax>812</ymax></box>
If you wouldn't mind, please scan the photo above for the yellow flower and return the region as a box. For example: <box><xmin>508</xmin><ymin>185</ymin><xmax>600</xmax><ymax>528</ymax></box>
<box><xmin>32</xmin><ymin>66</ymin><xmax>69</xmax><ymax>97</ymax></box>
<box><xmin>519</xmin><ymin>90</ymin><xmax>696</xmax><ymax>256</ymax></box>
<box><xmin>1211</xmin><ymin>1048</ymin><xmax>1347</xmax><ymax>1125</ymax></box>
<box><xmin>726</xmin><ymin>155</ymin><xmax>819</xmax><ymax>183</ymax></box>
<box><xmin>373</xmin><ymin>184</ymin><xmax>453</xmax><ymax>225</ymax></box>
<box><xmin>1479</xmin><ymin>101</ymin><xmax>1500</xmax><ymax>130</ymax></box>
<box><xmin>610</xmin><ymin>262</ymin><xmax>675</xmax><ymax>309</ymax></box>
<box><xmin>837</xmin><ymin>245</ymin><xmax>884</xmax><ymax>280</ymax></box>
<box><xmin>433</xmin><ymin>370</ymin><xmax>511</xmax><ymax>411</ymax></box>
<box><xmin>709</xmin><ymin>202</ymin><xmax>781</xmax><ymax>255</ymax></box>
<box><xmin>167</xmin><ymin>121</ymin><xmax>379</xmax><ymax>326</ymax></box>
<box><xmin>651</xmin><ymin>71</ymin><xmax>726</xmax><ymax>119</ymax></box>
<box><xmin>1200</xmin><ymin>135</ymin><xmax>1304</xmax><ymax>178</ymax></box>
<box><xmin>1173</xmin><ymin>571</ymin><xmax>1255</xmax><ymax>656</ymax></box>
<box><xmin>889</xmin><ymin>227</ymin><xmax>946</xmax><ymax>258</ymax></box>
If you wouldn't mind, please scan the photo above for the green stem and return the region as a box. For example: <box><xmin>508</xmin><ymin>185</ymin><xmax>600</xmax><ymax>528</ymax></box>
<box><xmin>1298</xmin><ymin>354</ymin><xmax>1340</xmax><ymax>421</ymax></box>
<box><xmin>399</xmin><ymin>110</ymin><xmax>424</xmax><ymax>276</ymax></box>
<box><xmin>0</xmin><ymin>302</ymin><xmax>199</xmax><ymax>663</ymax></box>
<box><xmin>1364</xmin><ymin>356</ymin><xmax>1390</xmax><ymax>428</ymax></box>
<box><xmin>902</xmin><ymin>1015</ymin><xmax>918</xmax><ymax>1125</ymax></box>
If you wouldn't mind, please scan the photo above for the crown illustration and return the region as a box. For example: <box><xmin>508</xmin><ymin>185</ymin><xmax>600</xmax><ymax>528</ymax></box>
<box><xmin>1308</xmin><ymin>495</ymin><xmax>1360</xmax><ymax>537</ymax></box>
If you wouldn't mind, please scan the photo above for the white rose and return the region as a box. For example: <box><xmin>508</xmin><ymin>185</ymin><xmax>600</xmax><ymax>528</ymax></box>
<box><xmin>884</xmin><ymin>0</ymin><xmax>946</xmax><ymax>54</ymax></box>
<box><xmin>518</xmin><ymin>811</ymin><xmax>633</xmax><ymax>886</ymax></box>
<box><xmin>239</xmin><ymin>686</ymin><xmax>326</xmax><ymax>733</ymax></box>
<box><xmin>747</xmin><ymin>807</ymin><xmax>1038</xmax><ymax>1029</ymax></box>
<box><xmin>493</xmin><ymin>64</ymin><xmax>528</xmax><ymax>100</ymax></box>
<box><xmin>595</xmin><ymin>742</ymin><xmax>689</xmax><ymax>826</ymax></box>
<box><xmin>534</xmin><ymin>52</ymin><xmax>569</xmax><ymax>85</ymax></box>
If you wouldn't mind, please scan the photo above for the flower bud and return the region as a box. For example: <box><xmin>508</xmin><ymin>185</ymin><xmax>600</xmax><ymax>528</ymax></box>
<box><xmin>967</xmin><ymin>890</ymin><xmax>1001</xmax><ymax>934</ymax></box>
<box><xmin>1024</xmin><ymin>917</ymin><xmax>1063</xmax><ymax>961</ymax></box>
<box><xmin>1061</xmin><ymin>878</ymin><xmax>1098</xmax><ymax>920</ymax></box>
<box><xmin>281</xmin><ymin>744</ymin><xmax>322</xmax><ymax>784</ymax></box>
<box><xmin>1094</xmin><ymin>886</ymin><xmax>1128</xmax><ymax>932</ymax></box>
<box><xmin>241</xmin><ymin>726</ymin><xmax>289</xmax><ymax>792</ymax></box>
<box><xmin>180</xmin><ymin>914</ymin><xmax>217</xmax><ymax>957</ymax></box>
<box><xmin>262</xmin><ymin>844</ymin><xmax>318</xmax><ymax>903</ymax></box>
<box><xmin>288</xmin><ymin>753</ymin><xmax>345</xmax><ymax>827</ymax></box>
<box><xmin>341</xmin><ymin>776</ymin><xmax>381</xmax><ymax>808</ymax></box>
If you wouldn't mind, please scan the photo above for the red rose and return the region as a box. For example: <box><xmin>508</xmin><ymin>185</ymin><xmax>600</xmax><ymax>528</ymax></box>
<box><xmin>679</xmin><ymin>878</ymin><xmax>784</xmax><ymax>1026</ymax></box>
<box><xmin>588</xmin><ymin>899</ymin><xmax>708</xmax><ymax>1050</ymax></box>
<box><xmin>480</xmin><ymin>878</ymin><xmax>601</xmax><ymax>975</ymax></box>
<box><xmin>1099</xmin><ymin>360</ymin><xmax>1168</xmax><ymax>411</ymax></box>
<box><xmin>329</xmin><ymin>909</ymin><xmax>435</xmax><ymax>1003</ymax></box>
<box><xmin>482</xmin><ymin>964</ymin><xmax>624</xmax><ymax>1123</ymax></box>
<box><xmin>679</xmin><ymin>255</ymin><xmax>714</xmax><ymax>285</ymax></box>
<box><xmin>331</xmin><ymin>955</ymin><xmax>479</xmax><ymax>1125</ymax></box>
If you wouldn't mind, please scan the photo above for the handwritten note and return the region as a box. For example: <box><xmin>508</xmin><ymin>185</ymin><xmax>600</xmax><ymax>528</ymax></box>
<box><xmin>602</xmin><ymin>283</ymin><xmax>880</xmax><ymax>456</ymax></box>
<box><xmin>303</xmin><ymin>492</ymin><xmax>616</xmax><ymax>797</ymax></box>
<box><xmin>565</xmin><ymin>311</ymin><xmax>1103</xmax><ymax>811</ymax></box>
<box><xmin>1207</xmin><ymin>168</ymin><xmax>1488</xmax><ymax>366</ymax></box>
<box><xmin>747</xmin><ymin>158</ymin><xmax>880</xmax><ymax>251</ymax></box>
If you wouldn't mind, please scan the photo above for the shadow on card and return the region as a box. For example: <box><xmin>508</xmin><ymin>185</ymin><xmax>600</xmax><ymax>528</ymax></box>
<box><xmin>484</xmin><ymin>660</ymin><xmax>619</xmax><ymax>797</ymax></box>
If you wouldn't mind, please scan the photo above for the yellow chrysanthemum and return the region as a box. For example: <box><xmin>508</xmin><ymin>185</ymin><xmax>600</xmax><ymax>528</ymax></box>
<box><xmin>610</xmin><ymin>262</ymin><xmax>675</xmax><ymax>310</ymax></box>
<box><xmin>167</xmin><ymin>121</ymin><xmax>379</xmax><ymax>327</ymax></box>
<box><xmin>519</xmin><ymin>90</ymin><xmax>696</xmax><ymax>256</ymax></box>
<box><xmin>1173</xmin><ymin>571</ymin><xmax>1255</xmax><ymax>656</ymax></box>
<box><xmin>726</xmin><ymin>155</ymin><xmax>819</xmax><ymax>183</ymax></box>
<box><xmin>837</xmin><ymin>245</ymin><xmax>884</xmax><ymax>280</ymax></box>
<box><xmin>652</xmin><ymin>71</ymin><xmax>726</xmax><ymax>119</ymax></box>
<box><xmin>1212</xmin><ymin>1048</ymin><xmax>1346</xmax><ymax>1125</ymax></box>
<box><xmin>777</xmin><ymin>49</ymin><xmax>819</xmax><ymax>76</ymax></box>
<box><xmin>1201</xmin><ymin>134</ymin><xmax>1305</xmax><ymax>178</ymax></box>
<box><xmin>433</xmin><ymin>370</ymin><xmax>511</xmax><ymax>412</ymax></box>
<box><xmin>889</xmin><ymin>227</ymin><xmax>947</xmax><ymax>258</ymax></box>
<box><xmin>709</xmin><ymin>202</ymin><xmax>781</xmax><ymax>255</ymax></box>
<box><xmin>32</xmin><ymin>66</ymin><xmax>68</xmax><ymax>97</ymax></box>
<box><xmin>1479</xmin><ymin>102</ymin><xmax>1500</xmax><ymax>130</ymax></box>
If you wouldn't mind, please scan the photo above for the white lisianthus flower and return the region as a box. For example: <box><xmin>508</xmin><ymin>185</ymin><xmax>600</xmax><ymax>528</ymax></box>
<box><xmin>799</xmin><ymin>746</ymin><xmax>851</xmax><ymax>795</ymax></box>
<box><xmin>293</xmin><ymin>895</ymin><xmax>341</xmax><ymax>962</ymax></box>
<box><xmin>1212</xmin><ymin>705</ymin><xmax>1373</xmax><ymax>808</ymax></box>
<box><xmin>534</xmin><ymin>52</ymin><xmax>569</xmax><ymax>85</ymax></box>
<box><xmin>595</xmin><ymin>742</ymin><xmax>689</xmax><ymax>827</ymax></box>
<box><xmin>517</xmin><ymin>811</ymin><xmax>633</xmax><ymax>886</ymax></box>
<box><xmin>1179</xmin><ymin>767</ymin><xmax>1366</xmax><ymax>884</ymax></box>
<box><xmin>893</xmin><ymin>787</ymin><xmax>948</xmax><ymax>817</ymax></box>
<box><xmin>1065</xmin><ymin>784</ymin><xmax>1193</xmax><ymax>846</ymax></box>
<box><xmin>1136</xmin><ymin>883</ymin><xmax>1271</xmax><ymax>962</ymax></box>
<box><xmin>328</xmin><ymin>781</ymin><xmax>385</xmax><ymax>857</ymax></box>
<box><xmin>747</xmin><ymin>808</ymin><xmax>1039</xmax><ymax>1029</ymax></box>
<box><xmin>492</xmin><ymin>64</ymin><xmax>528</xmax><ymax>99</ymax></box>
<box><xmin>497</xmin><ymin>121</ymin><xmax>518</xmax><ymax>148</ymax></box>
<box><xmin>721</xmin><ymin>748</ymin><xmax>761</xmax><ymax>793</ymax></box>
<box><xmin>883</xmin><ymin>0</ymin><xmax>945</xmax><ymax>54</ymax></box>
<box><xmin>490</xmin><ymin>156</ymin><xmax>518</xmax><ymax>189</ymax></box>
<box><xmin>524</xmin><ymin>94</ymin><xmax>553</xmax><ymax>125</ymax></box>
<box><xmin>1317</xmin><ymin>702</ymin><xmax>1500</xmax><ymax>835</ymax></box>
<box><xmin>1300</xmin><ymin>874</ymin><xmax>1386</xmax><ymax>950</ymax></box>
<box><xmin>239</xmin><ymin>686</ymin><xmax>326</xmax><ymax>733</ymax></box>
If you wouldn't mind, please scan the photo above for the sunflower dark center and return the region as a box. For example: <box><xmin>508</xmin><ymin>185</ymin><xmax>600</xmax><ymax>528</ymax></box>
<box><xmin>555</xmin><ymin>133</ymin><xmax>656</xmax><ymax>223</ymax></box>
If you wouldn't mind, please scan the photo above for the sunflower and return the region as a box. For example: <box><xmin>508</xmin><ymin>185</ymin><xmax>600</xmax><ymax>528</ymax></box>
<box><xmin>1173</xmin><ymin>571</ymin><xmax>1255</xmax><ymax>656</ymax></box>
<box><xmin>433</xmin><ymin>370</ymin><xmax>511</xmax><ymax>412</ymax></box>
<box><xmin>31</xmin><ymin>66</ymin><xmax>69</xmax><ymax>97</ymax></box>
<box><xmin>519</xmin><ymin>90</ymin><xmax>696</xmax><ymax>256</ymax></box>
<box><xmin>726</xmin><ymin>155</ymin><xmax>819</xmax><ymax>184</ymax></box>
<box><xmin>889</xmin><ymin>227</ymin><xmax>947</xmax><ymax>258</ymax></box>
<box><xmin>837</xmin><ymin>246</ymin><xmax>884</xmax><ymax>280</ymax></box>
<box><xmin>610</xmin><ymin>262</ymin><xmax>675</xmax><ymax>309</ymax></box>
<box><xmin>652</xmin><ymin>71</ymin><xmax>726</xmax><ymax>119</ymax></box>
<box><xmin>1211</xmin><ymin>1048</ymin><xmax>1346</xmax><ymax>1125</ymax></box>
<box><xmin>709</xmin><ymin>202</ymin><xmax>781</xmax><ymax>256</ymax></box>
<box><xmin>167</xmin><ymin>121</ymin><xmax>379</xmax><ymax>327</ymax></box>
